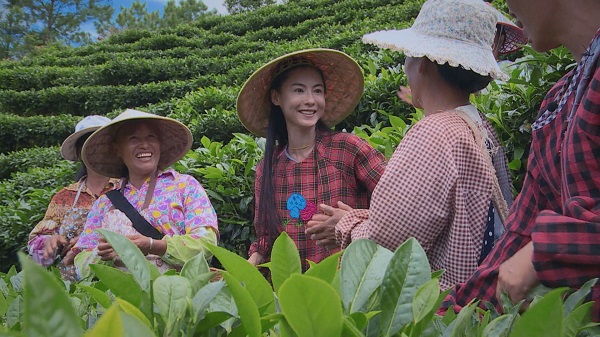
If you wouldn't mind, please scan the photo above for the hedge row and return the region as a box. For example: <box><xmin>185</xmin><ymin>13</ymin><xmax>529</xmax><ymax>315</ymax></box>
<box><xmin>0</xmin><ymin>114</ymin><xmax>79</xmax><ymax>153</ymax></box>
<box><xmin>0</xmin><ymin>146</ymin><xmax>62</xmax><ymax>179</ymax></box>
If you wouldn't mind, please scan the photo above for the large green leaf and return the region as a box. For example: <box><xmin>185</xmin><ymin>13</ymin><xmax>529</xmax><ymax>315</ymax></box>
<box><xmin>84</xmin><ymin>304</ymin><xmax>123</xmax><ymax>337</ymax></box>
<box><xmin>76</xmin><ymin>284</ymin><xmax>111</xmax><ymax>309</ymax></box>
<box><xmin>153</xmin><ymin>275</ymin><xmax>192</xmax><ymax>326</ymax></box>
<box><xmin>97</xmin><ymin>229</ymin><xmax>151</xmax><ymax>293</ymax></box>
<box><xmin>481</xmin><ymin>314</ymin><xmax>513</xmax><ymax>337</ymax></box>
<box><xmin>19</xmin><ymin>253</ymin><xmax>82</xmax><ymax>337</ymax></box>
<box><xmin>412</xmin><ymin>278</ymin><xmax>440</xmax><ymax>324</ymax></box>
<box><xmin>279</xmin><ymin>274</ymin><xmax>344</xmax><ymax>337</ymax></box>
<box><xmin>119</xmin><ymin>311</ymin><xmax>157</xmax><ymax>337</ymax></box>
<box><xmin>0</xmin><ymin>291</ymin><xmax>7</xmax><ymax>316</ymax></box>
<box><xmin>115</xmin><ymin>298</ymin><xmax>153</xmax><ymax>328</ymax></box>
<box><xmin>270</xmin><ymin>232</ymin><xmax>301</xmax><ymax>294</ymax></box>
<box><xmin>90</xmin><ymin>264</ymin><xmax>143</xmax><ymax>306</ymax></box>
<box><xmin>206</xmin><ymin>242</ymin><xmax>275</xmax><ymax>314</ymax></box>
<box><xmin>511</xmin><ymin>288</ymin><xmax>566</xmax><ymax>337</ymax></box>
<box><xmin>562</xmin><ymin>302</ymin><xmax>594</xmax><ymax>337</ymax></box>
<box><xmin>379</xmin><ymin>238</ymin><xmax>431</xmax><ymax>336</ymax></box>
<box><xmin>221</xmin><ymin>272</ymin><xmax>262</xmax><ymax>337</ymax></box>
<box><xmin>341</xmin><ymin>239</ymin><xmax>393</xmax><ymax>313</ymax></box>
<box><xmin>6</xmin><ymin>296</ymin><xmax>22</xmax><ymax>329</ymax></box>
<box><xmin>192</xmin><ymin>280</ymin><xmax>225</xmax><ymax>322</ymax></box>
<box><xmin>564</xmin><ymin>278</ymin><xmax>597</xmax><ymax>316</ymax></box>
<box><xmin>181</xmin><ymin>251</ymin><xmax>210</xmax><ymax>280</ymax></box>
<box><xmin>305</xmin><ymin>250</ymin><xmax>342</xmax><ymax>284</ymax></box>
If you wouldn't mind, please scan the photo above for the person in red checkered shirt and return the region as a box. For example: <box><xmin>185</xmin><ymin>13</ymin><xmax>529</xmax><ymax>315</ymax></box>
<box><xmin>236</xmin><ymin>49</ymin><xmax>387</xmax><ymax>272</ymax></box>
<box><xmin>441</xmin><ymin>0</ymin><xmax>600</xmax><ymax>321</ymax></box>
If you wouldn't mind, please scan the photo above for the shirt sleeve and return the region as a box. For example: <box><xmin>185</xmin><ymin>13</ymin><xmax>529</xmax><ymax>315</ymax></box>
<box><xmin>27</xmin><ymin>189</ymin><xmax>67</xmax><ymax>266</ymax></box>
<box><xmin>337</xmin><ymin>117</ymin><xmax>458</xmax><ymax>251</ymax></box>
<box><xmin>161</xmin><ymin>175</ymin><xmax>218</xmax><ymax>265</ymax></box>
<box><xmin>352</xmin><ymin>136</ymin><xmax>387</xmax><ymax>194</ymax></box>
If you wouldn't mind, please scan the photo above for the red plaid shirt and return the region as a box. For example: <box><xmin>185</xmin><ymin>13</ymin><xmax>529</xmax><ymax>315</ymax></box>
<box><xmin>336</xmin><ymin>110</ymin><xmax>506</xmax><ymax>290</ymax></box>
<box><xmin>443</xmin><ymin>30</ymin><xmax>600</xmax><ymax>321</ymax></box>
<box><xmin>249</xmin><ymin>131</ymin><xmax>386</xmax><ymax>271</ymax></box>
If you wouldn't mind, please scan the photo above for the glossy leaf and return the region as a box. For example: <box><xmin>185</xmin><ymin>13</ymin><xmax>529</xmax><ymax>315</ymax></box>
<box><xmin>562</xmin><ymin>302</ymin><xmax>594</xmax><ymax>337</ymax></box>
<box><xmin>192</xmin><ymin>279</ymin><xmax>225</xmax><ymax>321</ymax></box>
<box><xmin>270</xmin><ymin>232</ymin><xmax>301</xmax><ymax>294</ymax></box>
<box><xmin>84</xmin><ymin>304</ymin><xmax>123</xmax><ymax>337</ymax></box>
<box><xmin>153</xmin><ymin>275</ymin><xmax>192</xmax><ymax>326</ymax></box>
<box><xmin>181</xmin><ymin>251</ymin><xmax>210</xmax><ymax>279</ymax></box>
<box><xmin>564</xmin><ymin>278</ymin><xmax>597</xmax><ymax>316</ymax></box>
<box><xmin>206</xmin><ymin>242</ymin><xmax>275</xmax><ymax>314</ymax></box>
<box><xmin>119</xmin><ymin>311</ymin><xmax>157</xmax><ymax>337</ymax></box>
<box><xmin>279</xmin><ymin>274</ymin><xmax>343</xmax><ymax>337</ymax></box>
<box><xmin>341</xmin><ymin>239</ymin><xmax>393</xmax><ymax>313</ymax></box>
<box><xmin>379</xmin><ymin>238</ymin><xmax>431</xmax><ymax>336</ymax></box>
<box><xmin>412</xmin><ymin>278</ymin><xmax>440</xmax><ymax>323</ymax></box>
<box><xmin>305</xmin><ymin>250</ymin><xmax>342</xmax><ymax>284</ymax></box>
<box><xmin>221</xmin><ymin>272</ymin><xmax>262</xmax><ymax>337</ymax></box>
<box><xmin>76</xmin><ymin>284</ymin><xmax>112</xmax><ymax>309</ymax></box>
<box><xmin>97</xmin><ymin>229</ymin><xmax>151</xmax><ymax>293</ymax></box>
<box><xmin>90</xmin><ymin>264</ymin><xmax>142</xmax><ymax>306</ymax></box>
<box><xmin>0</xmin><ymin>291</ymin><xmax>6</xmax><ymax>317</ymax></box>
<box><xmin>511</xmin><ymin>288</ymin><xmax>566</xmax><ymax>337</ymax></box>
<box><xmin>115</xmin><ymin>298</ymin><xmax>152</xmax><ymax>328</ymax></box>
<box><xmin>19</xmin><ymin>253</ymin><xmax>81</xmax><ymax>337</ymax></box>
<box><xmin>481</xmin><ymin>314</ymin><xmax>513</xmax><ymax>337</ymax></box>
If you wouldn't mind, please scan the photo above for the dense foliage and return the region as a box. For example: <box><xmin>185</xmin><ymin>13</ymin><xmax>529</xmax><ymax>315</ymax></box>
<box><xmin>1</xmin><ymin>232</ymin><xmax>598</xmax><ymax>336</ymax></box>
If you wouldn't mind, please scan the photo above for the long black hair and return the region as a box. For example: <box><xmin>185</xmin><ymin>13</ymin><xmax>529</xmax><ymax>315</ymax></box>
<box><xmin>74</xmin><ymin>132</ymin><xmax>93</xmax><ymax>181</ymax></box>
<box><xmin>256</xmin><ymin>64</ymin><xmax>330</xmax><ymax>254</ymax></box>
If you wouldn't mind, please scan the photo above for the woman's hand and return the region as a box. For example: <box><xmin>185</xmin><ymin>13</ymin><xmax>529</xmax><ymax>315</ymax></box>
<box><xmin>305</xmin><ymin>201</ymin><xmax>353</xmax><ymax>249</ymax></box>
<box><xmin>43</xmin><ymin>235</ymin><xmax>68</xmax><ymax>260</ymax></box>
<box><xmin>248</xmin><ymin>252</ymin><xmax>264</xmax><ymax>266</ymax></box>
<box><xmin>126</xmin><ymin>234</ymin><xmax>153</xmax><ymax>255</ymax></box>
<box><xmin>496</xmin><ymin>241</ymin><xmax>540</xmax><ymax>305</ymax></box>
<box><xmin>97</xmin><ymin>238</ymin><xmax>118</xmax><ymax>261</ymax></box>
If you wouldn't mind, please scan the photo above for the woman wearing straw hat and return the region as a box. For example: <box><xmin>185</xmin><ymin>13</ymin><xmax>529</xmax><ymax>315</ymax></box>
<box><xmin>237</xmin><ymin>49</ymin><xmax>387</xmax><ymax>271</ymax></box>
<box><xmin>27</xmin><ymin>115</ymin><xmax>117</xmax><ymax>280</ymax></box>
<box><xmin>71</xmin><ymin>109</ymin><xmax>218</xmax><ymax>278</ymax></box>
<box><xmin>332</xmin><ymin>0</ymin><xmax>512</xmax><ymax>290</ymax></box>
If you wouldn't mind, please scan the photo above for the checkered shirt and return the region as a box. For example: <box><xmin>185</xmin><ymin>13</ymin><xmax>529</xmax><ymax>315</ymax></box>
<box><xmin>442</xmin><ymin>30</ymin><xmax>600</xmax><ymax>321</ymax></box>
<box><xmin>249</xmin><ymin>132</ymin><xmax>387</xmax><ymax>271</ymax></box>
<box><xmin>336</xmin><ymin>111</ymin><xmax>504</xmax><ymax>290</ymax></box>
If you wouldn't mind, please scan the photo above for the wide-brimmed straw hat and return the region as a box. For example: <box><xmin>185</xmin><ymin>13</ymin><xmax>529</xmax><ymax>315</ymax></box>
<box><xmin>363</xmin><ymin>0</ymin><xmax>509</xmax><ymax>81</ymax></box>
<box><xmin>494</xmin><ymin>9</ymin><xmax>527</xmax><ymax>55</ymax></box>
<box><xmin>61</xmin><ymin>115</ymin><xmax>111</xmax><ymax>161</ymax></box>
<box><xmin>236</xmin><ymin>48</ymin><xmax>364</xmax><ymax>137</ymax></box>
<box><xmin>81</xmin><ymin>109</ymin><xmax>193</xmax><ymax>178</ymax></box>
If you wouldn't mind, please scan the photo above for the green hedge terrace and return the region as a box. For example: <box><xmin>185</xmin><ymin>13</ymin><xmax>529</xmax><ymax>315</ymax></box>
<box><xmin>0</xmin><ymin>0</ymin><xmax>419</xmax><ymax>116</ymax></box>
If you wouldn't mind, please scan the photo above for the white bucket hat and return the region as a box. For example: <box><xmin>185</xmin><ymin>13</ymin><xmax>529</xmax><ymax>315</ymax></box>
<box><xmin>81</xmin><ymin>109</ymin><xmax>193</xmax><ymax>178</ymax></box>
<box><xmin>363</xmin><ymin>0</ymin><xmax>509</xmax><ymax>81</ymax></box>
<box><xmin>236</xmin><ymin>48</ymin><xmax>364</xmax><ymax>137</ymax></box>
<box><xmin>60</xmin><ymin>115</ymin><xmax>111</xmax><ymax>161</ymax></box>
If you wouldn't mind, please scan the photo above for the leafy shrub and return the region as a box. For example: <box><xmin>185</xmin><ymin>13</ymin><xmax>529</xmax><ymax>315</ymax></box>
<box><xmin>1</xmin><ymin>232</ymin><xmax>598</xmax><ymax>336</ymax></box>
<box><xmin>0</xmin><ymin>146</ymin><xmax>62</xmax><ymax>179</ymax></box>
<box><xmin>0</xmin><ymin>114</ymin><xmax>79</xmax><ymax>153</ymax></box>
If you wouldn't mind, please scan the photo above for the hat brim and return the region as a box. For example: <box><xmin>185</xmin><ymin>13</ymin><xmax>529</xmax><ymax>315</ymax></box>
<box><xmin>82</xmin><ymin>109</ymin><xmax>193</xmax><ymax>178</ymax></box>
<box><xmin>236</xmin><ymin>48</ymin><xmax>364</xmax><ymax>137</ymax></box>
<box><xmin>60</xmin><ymin>126</ymin><xmax>103</xmax><ymax>161</ymax></box>
<box><xmin>363</xmin><ymin>29</ymin><xmax>509</xmax><ymax>81</ymax></box>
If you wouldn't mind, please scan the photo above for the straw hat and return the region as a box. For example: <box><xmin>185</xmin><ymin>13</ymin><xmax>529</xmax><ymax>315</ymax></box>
<box><xmin>61</xmin><ymin>115</ymin><xmax>111</xmax><ymax>161</ymax></box>
<box><xmin>236</xmin><ymin>48</ymin><xmax>364</xmax><ymax>137</ymax></box>
<box><xmin>362</xmin><ymin>0</ymin><xmax>509</xmax><ymax>81</ymax></box>
<box><xmin>81</xmin><ymin>109</ymin><xmax>193</xmax><ymax>178</ymax></box>
<box><xmin>494</xmin><ymin>9</ymin><xmax>527</xmax><ymax>55</ymax></box>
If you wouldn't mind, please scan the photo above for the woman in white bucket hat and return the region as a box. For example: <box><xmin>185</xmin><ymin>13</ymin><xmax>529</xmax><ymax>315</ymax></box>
<box><xmin>71</xmin><ymin>109</ymin><xmax>218</xmax><ymax>278</ymax></box>
<box><xmin>332</xmin><ymin>0</ymin><xmax>512</xmax><ymax>290</ymax></box>
<box><xmin>27</xmin><ymin>115</ymin><xmax>117</xmax><ymax>280</ymax></box>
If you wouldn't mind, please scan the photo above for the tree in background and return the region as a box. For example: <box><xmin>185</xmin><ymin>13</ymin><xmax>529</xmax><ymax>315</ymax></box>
<box><xmin>0</xmin><ymin>0</ymin><xmax>31</xmax><ymax>59</ymax></box>
<box><xmin>224</xmin><ymin>0</ymin><xmax>276</xmax><ymax>14</ymax></box>
<box><xmin>96</xmin><ymin>0</ymin><xmax>215</xmax><ymax>39</ymax></box>
<box><xmin>23</xmin><ymin>0</ymin><xmax>113</xmax><ymax>45</ymax></box>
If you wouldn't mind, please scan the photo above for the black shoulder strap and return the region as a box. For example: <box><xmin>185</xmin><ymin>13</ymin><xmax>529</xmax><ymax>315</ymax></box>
<box><xmin>106</xmin><ymin>190</ymin><xmax>164</xmax><ymax>239</ymax></box>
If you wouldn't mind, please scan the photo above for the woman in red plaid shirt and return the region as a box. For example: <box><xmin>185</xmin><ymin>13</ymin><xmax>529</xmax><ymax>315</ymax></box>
<box><xmin>442</xmin><ymin>0</ymin><xmax>600</xmax><ymax>321</ymax></box>
<box><xmin>236</xmin><ymin>49</ymin><xmax>387</xmax><ymax>271</ymax></box>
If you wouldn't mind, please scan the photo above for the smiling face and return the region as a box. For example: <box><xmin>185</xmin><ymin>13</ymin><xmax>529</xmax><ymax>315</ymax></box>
<box><xmin>270</xmin><ymin>66</ymin><xmax>326</xmax><ymax>133</ymax></box>
<box><xmin>114</xmin><ymin>120</ymin><xmax>161</xmax><ymax>181</ymax></box>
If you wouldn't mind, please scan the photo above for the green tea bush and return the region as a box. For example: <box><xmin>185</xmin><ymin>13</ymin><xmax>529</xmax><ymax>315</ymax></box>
<box><xmin>1</xmin><ymin>232</ymin><xmax>598</xmax><ymax>336</ymax></box>
<box><xmin>0</xmin><ymin>146</ymin><xmax>62</xmax><ymax>179</ymax></box>
<box><xmin>0</xmin><ymin>114</ymin><xmax>79</xmax><ymax>153</ymax></box>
